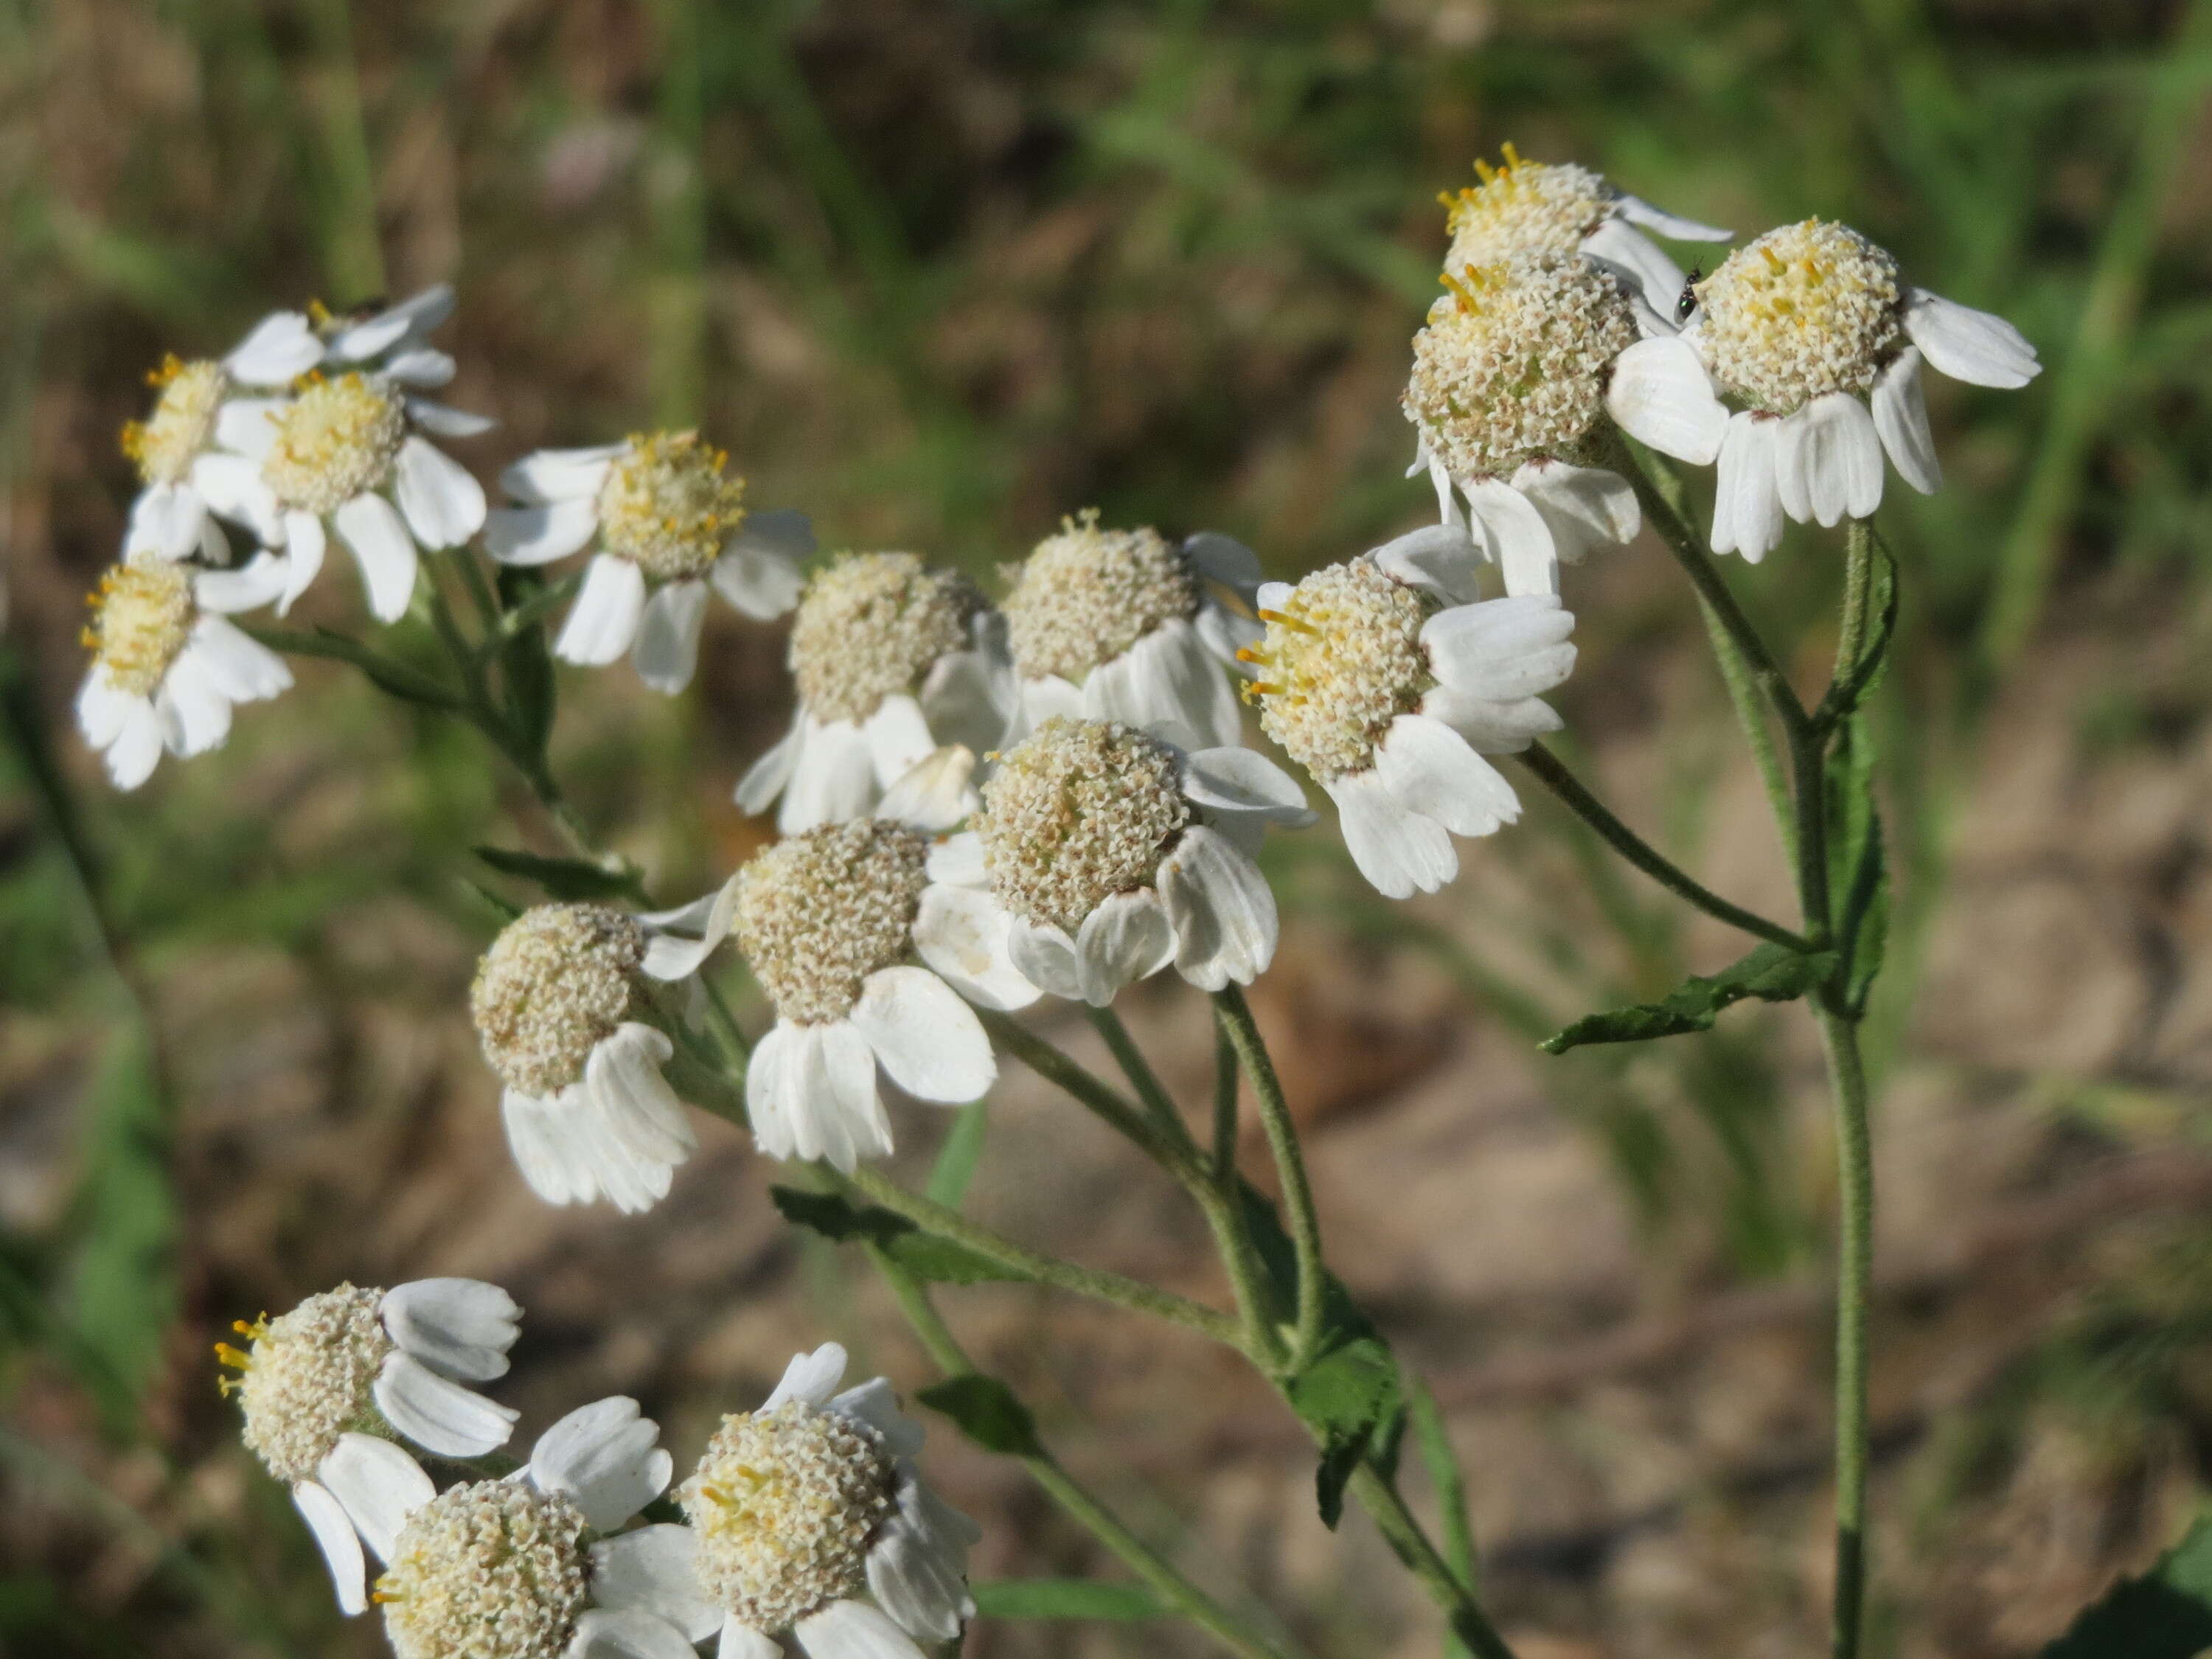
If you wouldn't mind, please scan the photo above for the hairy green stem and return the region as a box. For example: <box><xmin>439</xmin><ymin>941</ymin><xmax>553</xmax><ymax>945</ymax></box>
<box><xmin>1516</xmin><ymin>743</ymin><xmax>1812</xmax><ymax>951</ymax></box>
<box><xmin>1088</xmin><ymin>1006</ymin><xmax>1195</xmax><ymax>1152</ymax></box>
<box><xmin>867</xmin><ymin>1249</ymin><xmax>1306</xmax><ymax>1659</ymax></box>
<box><xmin>1817</xmin><ymin>1002</ymin><xmax>1874</xmax><ymax>1659</ymax></box>
<box><xmin>1211</xmin><ymin>1020</ymin><xmax>1239</xmax><ymax>1183</ymax></box>
<box><xmin>1346</xmin><ymin>1464</ymin><xmax>1517</xmax><ymax>1659</ymax></box>
<box><xmin>1212</xmin><ymin>985</ymin><xmax>1325</xmax><ymax>1370</ymax></box>
<box><xmin>978</xmin><ymin>1009</ymin><xmax>1189</xmax><ymax>1170</ymax></box>
<box><xmin>841</xmin><ymin>1166</ymin><xmax>1245</xmax><ymax>1347</ymax></box>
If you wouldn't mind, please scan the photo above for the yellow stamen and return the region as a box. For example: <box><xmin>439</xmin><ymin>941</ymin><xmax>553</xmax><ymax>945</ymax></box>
<box><xmin>1256</xmin><ymin>607</ymin><xmax>1318</xmax><ymax>636</ymax></box>
<box><xmin>214</xmin><ymin>1342</ymin><xmax>253</xmax><ymax>1371</ymax></box>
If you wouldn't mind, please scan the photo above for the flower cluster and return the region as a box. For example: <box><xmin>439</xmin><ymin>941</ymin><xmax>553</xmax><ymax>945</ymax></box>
<box><xmin>222</xmin><ymin>1281</ymin><xmax>972</xmax><ymax>1659</ymax></box>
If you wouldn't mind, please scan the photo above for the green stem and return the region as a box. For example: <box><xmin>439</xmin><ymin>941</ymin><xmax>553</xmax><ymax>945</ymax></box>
<box><xmin>1516</xmin><ymin>743</ymin><xmax>1812</xmax><ymax>952</ymax></box>
<box><xmin>1211</xmin><ymin>1020</ymin><xmax>1239</xmax><ymax>1184</ymax></box>
<box><xmin>1700</xmin><ymin>595</ymin><xmax>1799</xmax><ymax>862</ymax></box>
<box><xmin>1088</xmin><ymin>1006</ymin><xmax>1194</xmax><ymax>1150</ymax></box>
<box><xmin>978</xmin><ymin>1009</ymin><xmax>1190</xmax><ymax>1171</ymax></box>
<box><xmin>1212</xmin><ymin>985</ymin><xmax>1325</xmax><ymax>1371</ymax></box>
<box><xmin>700</xmin><ymin>975</ymin><xmax>753</xmax><ymax>1064</ymax></box>
<box><xmin>840</xmin><ymin>1167</ymin><xmax>1245</xmax><ymax>1348</ymax></box>
<box><xmin>1833</xmin><ymin>522</ymin><xmax>1877</xmax><ymax>693</ymax></box>
<box><xmin>1817</xmin><ymin>1002</ymin><xmax>1874</xmax><ymax>1659</ymax></box>
<box><xmin>867</xmin><ymin>1249</ymin><xmax>1306</xmax><ymax>1659</ymax></box>
<box><xmin>1346</xmin><ymin>1464</ymin><xmax>1517</xmax><ymax>1659</ymax></box>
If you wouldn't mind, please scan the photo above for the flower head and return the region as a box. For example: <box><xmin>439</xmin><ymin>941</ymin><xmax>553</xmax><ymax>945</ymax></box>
<box><xmin>471</xmin><ymin>903</ymin><xmax>648</xmax><ymax>1099</ymax></box>
<box><xmin>485</xmin><ymin>434</ymin><xmax>812</xmax><ymax>694</ymax></box>
<box><xmin>378</xmin><ymin>1482</ymin><xmax>588</xmax><ymax>1659</ymax></box>
<box><xmin>264</xmin><ymin>371</ymin><xmax>411</xmax><ymax>515</ymax></box>
<box><xmin>125</xmin><ymin>357</ymin><xmax>231</xmax><ymax>490</ymax></box>
<box><xmin>790</xmin><ymin>553</ymin><xmax>983</xmax><ymax>727</ymax></box>
<box><xmin>960</xmin><ymin>715</ymin><xmax>1312</xmax><ymax>1005</ymax></box>
<box><xmin>737</xmin><ymin>821</ymin><xmax>929</xmax><ymax>1026</ymax></box>
<box><xmin>1242</xmin><ymin>527</ymin><xmax>1577</xmax><ymax>899</ymax></box>
<box><xmin>1667</xmin><ymin>219</ymin><xmax>2044</xmax><ymax>559</ymax></box>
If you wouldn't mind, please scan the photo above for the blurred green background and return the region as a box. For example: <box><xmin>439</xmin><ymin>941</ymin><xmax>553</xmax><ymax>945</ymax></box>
<box><xmin>5</xmin><ymin>1</ymin><xmax>2212</xmax><ymax>1655</ymax></box>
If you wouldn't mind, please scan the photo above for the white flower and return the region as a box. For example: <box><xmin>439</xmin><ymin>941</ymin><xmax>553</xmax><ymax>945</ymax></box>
<box><xmin>473</xmin><ymin>887</ymin><xmax>743</xmax><ymax>1214</ymax></box>
<box><xmin>374</xmin><ymin>1396</ymin><xmax>686</xmax><ymax>1659</ymax></box>
<box><xmin>76</xmin><ymin>554</ymin><xmax>294</xmax><ymax>790</ymax></box>
<box><xmin>736</xmin><ymin>552</ymin><xmax>1017</xmax><ymax>833</ymax></box>
<box><xmin>1001</xmin><ymin>510</ymin><xmax>1262</xmax><ymax>749</ymax></box>
<box><xmin>734</xmin><ymin>817</ymin><xmax>1035</xmax><ymax>1172</ymax></box>
<box><xmin>1239</xmin><ymin>528</ymin><xmax>1576</xmax><ymax>899</ymax></box>
<box><xmin>1659</xmin><ymin>219</ymin><xmax>2042</xmax><ymax>560</ymax></box>
<box><xmin>216</xmin><ymin>1278</ymin><xmax>522</xmax><ymax>1616</ymax></box>
<box><xmin>1439</xmin><ymin>143</ymin><xmax>1730</xmax><ymax>315</ymax></box>
<box><xmin>483</xmin><ymin>432</ymin><xmax>814</xmax><ymax>694</ymax></box>
<box><xmin>964</xmin><ymin>715</ymin><xmax>1314</xmax><ymax>1006</ymax></box>
<box><xmin>215</xmin><ymin>285</ymin><xmax>495</xmax><ymax>622</ymax></box>
<box><xmin>1404</xmin><ymin>253</ymin><xmax>1727</xmax><ymax>599</ymax></box>
<box><xmin>591</xmin><ymin>1343</ymin><xmax>978</xmax><ymax>1659</ymax></box>
<box><xmin>119</xmin><ymin>313</ymin><xmax>324</xmax><ymax>561</ymax></box>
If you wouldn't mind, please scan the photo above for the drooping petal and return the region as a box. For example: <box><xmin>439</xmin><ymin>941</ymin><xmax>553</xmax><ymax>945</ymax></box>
<box><xmin>127</xmin><ymin>481</ymin><xmax>202</xmax><ymax>560</ymax></box>
<box><xmin>1464</xmin><ymin>478</ymin><xmax>1560</xmax><ymax>599</ymax></box>
<box><xmin>1902</xmin><ymin>288</ymin><xmax>2039</xmax><ymax>389</ymax></box>
<box><xmin>779</xmin><ymin>715</ymin><xmax>877</xmax><ymax>832</ymax></box>
<box><xmin>394</xmin><ymin>437</ymin><xmax>486</xmax><ymax>549</ymax></box>
<box><xmin>529</xmin><ymin>1396</ymin><xmax>673</xmax><ymax>1532</ymax></box>
<box><xmin>852</xmin><ymin>967</ymin><xmax>995</xmax><ymax>1102</ymax></box>
<box><xmin>333</xmin><ymin>492</ymin><xmax>420</xmax><ymax>622</ymax></box>
<box><xmin>156</xmin><ymin>653</ymin><xmax>234</xmax><ymax>757</ymax></box>
<box><xmin>815</xmin><ymin>1020</ymin><xmax>894</xmax><ymax>1172</ymax></box>
<box><xmin>826</xmin><ymin>1377</ymin><xmax>927</xmax><ymax>1458</ymax></box>
<box><xmin>291</xmin><ymin>1479</ymin><xmax>369</xmax><ymax>1615</ymax></box>
<box><xmin>225</xmin><ymin>310</ymin><xmax>324</xmax><ymax>384</ymax></box>
<box><xmin>555</xmin><ymin>554</ymin><xmax>649</xmax><ymax>666</ymax></box>
<box><xmin>502</xmin><ymin>1089</ymin><xmax>586</xmax><ymax>1206</ymax></box>
<box><xmin>877</xmin><ymin>744</ymin><xmax>978</xmax><ymax>833</ymax></box>
<box><xmin>794</xmin><ymin>1598</ymin><xmax>931</xmax><ymax>1659</ymax></box>
<box><xmin>403</xmin><ymin>400</ymin><xmax>497</xmax><ymax>439</ymax></box>
<box><xmin>762</xmin><ymin>1342</ymin><xmax>849</xmax><ymax>1411</ymax></box>
<box><xmin>1605</xmin><ymin>335</ymin><xmax>1727</xmax><ymax>465</ymax></box>
<box><xmin>1016</xmin><ymin>673</ymin><xmax>1085</xmax><ymax>736</ymax></box>
<box><xmin>1611</xmin><ymin>193</ymin><xmax>1731</xmax><ymax>241</ymax></box>
<box><xmin>718</xmin><ymin>1618</ymin><xmax>784</xmax><ymax>1659</ymax></box>
<box><xmin>1871</xmin><ymin>347</ymin><xmax>1941</xmax><ymax>495</ymax></box>
<box><xmin>925</xmin><ymin>831</ymin><xmax>987</xmax><ymax>888</ymax></box>
<box><xmin>372</xmin><ymin>1351</ymin><xmax>519</xmax><ymax>1457</ymax></box>
<box><xmin>276</xmin><ymin>509</ymin><xmax>326</xmax><ymax>614</ymax></box>
<box><xmin>1421</xmin><ymin>594</ymin><xmax>1576</xmax><ymax>701</ymax></box>
<box><xmin>102</xmin><ymin>698</ymin><xmax>166</xmax><ymax>790</ymax></box>
<box><xmin>1073</xmin><ymin>888</ymin><xmax>1176</xmax><ymax>1004</ymax></box>
<box><xmin>501</xmin><ymin>445</ymin><xmax>625</xmax><ymax>505</ymax></box>
<box><xmin>1180</xmin><ymin>745</ymin><xmax>1318</xmax><ymax>827</ymax></box>
<box><xmin>383</xmin><ymin>347</ymin><xmax>456</xmax><ymax>387</ymax></box>
<box><xmin>215</xmin><ymin>397</ymin><xmax>285</xmax><ymax>462</ymax></box>
<box><xmin>485</xmin><ymin>499</ymin><xmax>600</xmax><ymax>566</ymax></box>
<box><xmin>1417</xmin><ymin>684</ymin><xmax>1562</xmax><ymax>753</ymax></box>
<box><xmin>77</xmin><ymin>670</ymin><xmax>131</xmax><ymax>749</ymax></box>
<box><xmin>1367</xmin><ymin>522</ymin><xmax>1485</xmax><ymax>604</ymax></box>
<box><xmin>192</xmin><ymin>552</ymin><xmax>292</xmax><ymax>615</ymax></box>
<box><xmin>1710</xmin><ymin>413</ymin><xmax>1784</xmax><ymax>562</ymax></box>
<box><xmin>1579</xmin><ymin>215</ymin><xmax>1686</xmax><ymax>313</ymax></box>
<box><xmin>315</xmin><ymin>1432</ymin><xmax>434</xmax><ymax>1562</ymax></box>
<box><xmin>711</xmin><ymin>536</ymin><xmax>806</xmax><ymax>620</ymax></box>
<box><xmin>863</xmin><ymin>693</ymin><xmax>937</xmax><ymax>790</ymax></box>
<box><xmin>744</xmin><ymin>1023</ymin><xmax>802</xmax><ymax>1162</ymax></box>
<box><xmin>1183</xmin><ymin>529</ymin><xmax>1262</xmax><ymax>600</ymax></box>
<box><xmin>382</xmin><ymin>1279</ymin><xmax>521</xmax><ymax>1382</ymax></box>
<box><xmin>1778</xmin><ymin>392</ymin><xmax>1883</xmax><ymax>528</ymax></box>
<box><xmin>1512</xmin><ymin>460</ymin><xmax>1640</xmax><ymax>566</ymax></box>
<box><xmin>1004</xmin><ymin>919</ymin><xmax>1086</xmax><ymax>1003</ymax></box>
<box><xmin>327</xmin><ymin>284</ymin><xmax>454</xmax><ymax>361</ymax></box>
<box><xmin>632</xmin><ymin>578</ymin><xmax>710</xmax><ymax>695</ymax></box>
<box><xmin>1329</xmin><ymin>769</ymin><xmax>1456</xmax><ymax>900</ymax></box>
<box><xmin>1157</xmin><ymin>825</ymin><xmax>1277</xmax><ymax>990</ymax></box>
<box><xmin>865</xmin><ymin>1476</ymin><xmax>981</xmax><ymax>1642</ymax></box>
<box><xmin>734</xmin><ymin>714</ymin><xmax>804</xmax><ymax>816</ymax></box>
<box><xmin>566</xmin><ymin>1607</ymin><xmax>702</xmax><ymax>1659</ymax></box>
<box><xmin>191</xmin><ymin>452</ymin><xmax>286</xmax><ymax>543</ymax></box>
<box><xmin>641</xmin><ymin>876</ymin><xmax>742</xmax><ymax>981</ymax></box>
<box><xmin>587</xmin><ymin>1526</ymin><xmax>723</xmax><ymax>1644</ymax></box>
<box><xmin>912</xmin><ymin>883</ymin><xmax>1040</xmax><ymax>1011</ymax></box>
<box><xmin>585</xmin><ymin>1024</ymin><xmax>696</xmax><ymax>1168</ymax></box>
<box><xmin>917</xmin><ymin>622</ymin><xmax>1019</xmax><ymax>757</ymax></box>
<box><xmin>1372</xmin><ymin>714</ymin><xmax>1522</xmax><ymax>838</ymax></box>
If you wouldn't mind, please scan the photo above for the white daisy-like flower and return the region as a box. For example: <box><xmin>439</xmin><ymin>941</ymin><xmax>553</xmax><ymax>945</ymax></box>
<box><xmin>373</xmin><ymin>1396</ymin><xmax>687</xmax><ymax>1659</ymax></box>
<box><xmin>1439</xmin><ymin>143</ymin><xmax>1731</xmax><ymax>315</ymax></box>
<box><xmin>960</xmin><ymin>714</ymin><xmax>1314</xmax><ymax>1007</ymax></box>
<box><xmin>214</xmin><ymin>285</ymin><xmax>495</xmax><ymax>623</ymax></box>
<box><xmin>1238</xmin><ymin>526</ymin><xmax>1576</xmax><ymax>899</ymax></box>
<box><xmin>1403</xmin><ymin>253</ymin><xmax>1728</xmax><ymax>599</ymax></box>
<box><xmin>215</xmin><ymin>1278</ymin><xmax>523</xmax><ymax>1616</ymax></box>
<box><xmin>589</xmin><ymin>1343</ymin><xmax>978</xmax><ymax>1659</ymax></box>
<box><xmin>734</xmin><ymin>817</ymin><xmax>1035</xmax><ymax>1172</ymax></box>
<box><xmin>76</xmin><ymin>553</ymin><xmax>294</xmax><ymax>790</ymax></box>
<box><xmin>471</xmin><ymin>886</ymin><xmax>744</xmax><ymax>1214</ymax></box>
<box><xmin>1000</xmin><ymin>509</ymin><xmax>1262</xmax><ymax>750</ymax></box>
<box><xmin>736</xmin><ymin>552</ymin><xmax>1016</xmax><ymax>834</ymax></box>
<box><xmin>1660</xmin><ymin>219</ymin><xmax>2042</xmax><ymax>560</ymax></box>
<box><xmin>119</xmin><ymin>313</ymin><xmax>327</xmax><ymax>562</ymax></box>
<box><xmin>483</xmin><ymin>431</ymin><xmax>815</xmax><ymax>694</ymax></box>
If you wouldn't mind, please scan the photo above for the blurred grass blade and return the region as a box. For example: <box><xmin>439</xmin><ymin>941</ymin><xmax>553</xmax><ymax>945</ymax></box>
<box><xmin>926</xmin><ymin>1098</ymin><xmax>989</xmax><ymax>1210</ymax></box>
<box><xmin>66</xmin><ymin>1023</ymin><xmax>175</xmax><ymax>1430</ymax></box>
<box><xmin>972</xmin><ymin>1579</ymin><xmax>1164</xmax><ymax>1620</ymax></box>
<box><xmin>2039</xmin><ymin>1509</ymin><xmax>2212</xmax><ymax>1659</ymax></box>
<box><xmin>1408</xmin><ymin>1377</ymin><xmax>1478</xmax><ymax>1658</ymax></box>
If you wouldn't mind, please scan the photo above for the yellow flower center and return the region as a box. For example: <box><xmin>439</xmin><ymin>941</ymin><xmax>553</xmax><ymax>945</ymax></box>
<box><xmin>83</xmin><ymin>561</ymin><xmax>195</xmax><ymax>697</ymax></box>
<box><xmin>1239</xmin><ymin>559</ymin><xmax>1434</xmax><ymax>782</ymax></box>
<box><xmin>262</xmin><ymin>372</ymin><xmax>407</xmax><ymax>515</ymax></box>
<box><xmin>1694</xmin><ymin>219</ymin><xmax>1903</xmax><ymax>412</ymax></box>
<box><xmin>597</xmin><ymin>431</ymin><xmax>748</xmax><ymax>580</ymax></box>
<box><xmin>1439</xmin><ymin>145</ymin><xmax>1611</xmax><ymax>271</ymax></box>
<box><xmin>121</xmin><ymin>355</ymin><xmax>229</xmax><ymax>486</ymax></box>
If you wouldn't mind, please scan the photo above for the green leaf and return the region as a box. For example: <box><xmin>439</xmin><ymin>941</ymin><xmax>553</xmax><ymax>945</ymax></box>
<box><xmin>926</xmin><ymin>1099</ymin><xmax>990</xmax><ymax>1209</ymax></box>
<box><xmin>66</xmin><ymin>1024</ymin><xmax>175</xmax><ymax>1429</ymax></box>
<box><xmin>1287</xmin><ymin>1335</ymin><xmax>1405</xmax><ymax>1528</ymax></box>
<box><xmin>917</xmin><ymin>1374</ymin><xmax>1044</xmax><ymax>1458</ymax></box>
<box><xmin>971</xmin><ymin>1579</ymin><xmax>1163</xmax><ymax>1621</ymax></box>
<box><xmin>242</xmin><ymin>625</ymin><xmax>465</xmax><ymax>712</ymax></box>
<box><xmin>768</xmin><ymin>1187</ymin><xmax>1030</xmax><ymax>1286</ymax></box>
<box><xmin>465</xmin><ymin>880</ymin><xmax>524</xmax><ymax>922</ymax></box>
<box><xmin>2039</xmin><ymin>1510</ymin><xmax>2212</xmax><ymax>1659</ymax></box>
<box><xmin>473</xmin><ymin>846</ymin><xmax>648</xmax><ymax>905</ymax></box>
<box><xmin>495</xmin><ymin>567</ymin><xmax>560</xmax><ymax>761</ymax></box>
<box><xmin>1540</xmin><ymin>942</ymin><xmax>1837</xmax><ymax>1054</ymax></box>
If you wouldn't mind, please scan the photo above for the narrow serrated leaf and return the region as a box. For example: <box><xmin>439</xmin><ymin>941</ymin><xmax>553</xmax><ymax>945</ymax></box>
<box><xmin>971</xmin><ymin>1579</ymin><xmax>1162</xmax><ymax>1620</ymax></box>
<box><xmin>1287</xmin><ymin>1335</ymin><xmax>1404</xmax><ymax>1528</ymax></box>
<box><xmin>1541</xmin><ymin>943</ymin><xmax>1836</xmax><ymax>1054</ymax></box>
<box><xmin>768</xmin><ymin>1187</ymin><xmax>1029</xmax><ymax>1286</ymax></box>
<box><xmin>66</xmin><ymin>1026</ymin><xmax>174</xmax><ymax>1427</ymax></box>
<box><xmin>473</xmin><ymin>846</ymin><xmax>648</xmax><ymax>905</ymax></box>
<box><xmin>917</xmin><ymin>1374</ymin><xmax>1044</xmax><ymax>1458</ymax></box>
<box><xmin>495</xmin><ymin>567</ymin><xmax>558</xmax><ymax>760</ymax></box>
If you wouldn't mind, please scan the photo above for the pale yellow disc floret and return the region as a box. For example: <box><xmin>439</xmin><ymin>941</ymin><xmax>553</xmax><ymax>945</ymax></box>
<box><xmin>788</xmin><ymin>552</ymin><xmax>982</xmax><ymax>726</ymax></box>
<box><xmin>470</xmin><ymin>904</ymin><xmax>648</xmax><ymax>1098</ymax></box>
<box><xmin>680</xmin><ymin>1402</ymin><xmax>895</xmax><ymax>1635</ymax></box>
<box><xmin>1001</xmin><ymin>509</ymin><xmax>1200</xmax><ymax>684</ymax></box>
<box><xmin>734</xmin><ymin>821</ymin><xmax>929</xmax><ymax>1025</ymax></box>
<box><xmin>219</xmin><ymin>1284</ymin><xmax>394</xmax><ymax>1485</ymax></box>
<box><xmin>83</xmin><ymin>560</ymin><xmax>195</xmax><ymax>698</ymax></box>
<box><xmin>1694</xmin><ymin>219</ymin><xmax>1902</xmax><ymax>413</ymax></box>
<box><xmin>974</xmin><ymin>717</ymin><xmax>1189</xmax><ymax>933</ymax></box>
<box><xmin>122</xmin><ymin>356</ymin><xmax>229</xmax><ymax>486</ymax></box>
<box><xmin>262</xmin><ymin>371</ymin><xmax>408</xmax><ymax>515</ymax></box>
<box><xmin>597</xmin><ymin>431</ymin><xmax>748</xmax><ymax>581</ymax></box>
<box><xmin>377</xmin><ymin>1481</ymin><xmax>588</xmax><ymax>1659</ymax></box>
<box><xmin>1441</xmin><ymin>146</ymin><xmax>1611</xmax><ymax>271</ymax></box>
<box><xmin>1402</xmin><ymin>253</ymin><xmax>1638</xmax><ymax>481</ymax></box>
<box><xmin>1240</xmin><ymin>560</ymin><xmax>1434</xmax><ymax>782</ymax></box>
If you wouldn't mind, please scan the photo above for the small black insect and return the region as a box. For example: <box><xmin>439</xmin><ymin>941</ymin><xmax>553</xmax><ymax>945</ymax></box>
<box><xmin>1674</xmin><ymin>265</ymin><xmax>1704</xmax><ymax>324</ymax></box>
